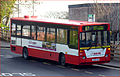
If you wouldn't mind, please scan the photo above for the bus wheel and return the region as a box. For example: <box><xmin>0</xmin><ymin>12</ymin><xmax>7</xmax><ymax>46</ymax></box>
<box><xmin>59</xmin><ymin>54</ymin><xmax>66</xmax><ymax>66</ymax></box>
<box><xmin>23</xmin><ymin>48</ymin><xmax>29</xmax><ymax>60</ymax></box>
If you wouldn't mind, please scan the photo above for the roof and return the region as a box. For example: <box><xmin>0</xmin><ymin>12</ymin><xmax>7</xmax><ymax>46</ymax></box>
<box><xmin>69</xmin><ymin>3</ymin><xmax>120</xmax><ymax>8</ymax></box>
<box><xmin>11</xmin><ymin>17</ymin><xmax>109</xmax><ymax>27</ymax></box>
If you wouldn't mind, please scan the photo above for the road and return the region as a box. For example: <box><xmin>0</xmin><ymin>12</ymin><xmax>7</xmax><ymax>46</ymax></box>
<box><xmin>1</xmin><ymin>48</ymin><xmax>120</xmax><ymax>76</ymax></box>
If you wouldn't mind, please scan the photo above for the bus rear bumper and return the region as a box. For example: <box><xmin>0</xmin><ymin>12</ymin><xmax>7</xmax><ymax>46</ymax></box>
<box><xmin>79</xmin><ymin>57</ymin><xmax>110</xmax><ymax>65</ymax></box>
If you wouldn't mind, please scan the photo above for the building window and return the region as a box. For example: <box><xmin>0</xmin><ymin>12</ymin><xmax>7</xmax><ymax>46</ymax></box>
<box><xmin>37</xmin><ymin>26</ymin><xmax>45</xmax><ymax>41</ymax></box>
<box><xmin>16</xmin><ymin>25</ymin><xmax>21</xmax><ymax>36</ymax></box>
<box><xmin>11</xmin><ymin>23</ymin><xmax>16</xmax><ymax>35</ymax></box>
<box><xmin>57</xmin><ymin>29</ymin><xmax>67</xmax><ymax>44</ymax></box>
<box><xmin>46</xmin><ymin>28</ymin><xmax>55</xmax><ymax>43</ymax></box>
<box><xmin>31</xmin><ymin>26</ymin><xmax>36</xmax><ymax>40</ymax></box>
<box><xmin>22</xmin><ymin>25</ymin><xmax>30</xmax><ymax>37</ymax></box>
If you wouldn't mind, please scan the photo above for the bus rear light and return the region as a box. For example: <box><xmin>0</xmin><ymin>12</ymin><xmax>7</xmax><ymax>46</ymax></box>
<box><xmin>108</xmin><ymin>48</ymin><xmax>110</xmax><ymax>51</ymax></box>
<box><xmin>80</xmin><ymin>50</ymin><xmax>84</xmax><ymax>52</ymax></box>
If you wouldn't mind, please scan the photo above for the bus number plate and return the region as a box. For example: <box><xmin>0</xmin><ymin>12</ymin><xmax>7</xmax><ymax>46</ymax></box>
<box><xmin>92</xmin><ymin>58</ymin><xmax>100</xmax><ymax>61</ymax></box>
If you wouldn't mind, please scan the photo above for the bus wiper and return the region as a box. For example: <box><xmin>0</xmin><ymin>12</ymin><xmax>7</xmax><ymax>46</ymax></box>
<box><xmin>87</xmin><ymin>41</ymin><xmax>92</xmax><ymax>51</ymax></box>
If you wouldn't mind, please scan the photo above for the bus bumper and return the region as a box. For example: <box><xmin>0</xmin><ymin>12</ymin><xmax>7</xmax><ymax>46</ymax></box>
<box><xmin>79</xmin><ymin>56</ymin><xmax>111</xmax><ymax>65</ymax></box>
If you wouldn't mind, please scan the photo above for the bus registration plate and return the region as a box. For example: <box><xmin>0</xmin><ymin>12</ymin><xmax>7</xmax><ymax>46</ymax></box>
<box><xmin>92</xmin><ymin>58</ymin><xmax>100</xmax><ymax>61</ymax></box>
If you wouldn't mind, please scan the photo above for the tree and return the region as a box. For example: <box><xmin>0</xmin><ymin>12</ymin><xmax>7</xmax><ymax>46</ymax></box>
<box><xmin>90</xmin><ymin>1</ymin><xmax>119</xmax><ymax>44</ymax></box>
<box><xmin>0</xmin><ymin>0</ymin><xmax>16</xmax><ymax>28</ymax></box>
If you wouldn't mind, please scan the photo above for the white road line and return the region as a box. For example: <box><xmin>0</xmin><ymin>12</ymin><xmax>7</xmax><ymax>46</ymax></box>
<box><xmin>1</xmin><ymin>48</ymin><xmax>10</xmax><ymax>49</ymax></box>
<box><xmin>0</xmin><ymin>73</ymin><xmax>36</xmax><ymax>76</ymax></box>
<box><xmin>99</xmin><ymin>74</ymin><xmax>105</xmax><ymax>76</ymax></box>
<box><xmin>0</xmin><ymin>55</ymin><xmax>4</xmax><ymax>57</ymax></box>
<box><xmin>71</xmin><ymin>68</ymin><xmax>80</xmax><ymax>71</ymax></box>
<box><xmin>56</xmin><ymin>65</ymin><xmax>66</xmax><ymax>68</ymax></box>
<box><xmin>94</xmin><ymin>64</ymin><xmax>120</xmax><ymax>70</ymax></box>
<box><xmin>42</xmin><ymin>62</ymin><xmax>51</xmax><ymax>65</ymax></box>
<box><xmin>85</xmin><ymin>71</ymin><xmax>93</xmax><ymax>74</ymax></box>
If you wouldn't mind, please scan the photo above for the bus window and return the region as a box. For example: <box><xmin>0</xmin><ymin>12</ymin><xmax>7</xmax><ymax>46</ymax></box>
<box><xmin>69</xmin><ymin>30</ymin><xmax>78</xmax><ymax>49</ymax></box>
<box><xmin>22</xmin><ymin>25</ymin><xmax>30</xmax><ymax>37</ymax></box>
<box><xmin>11</xmin><ymin>23</ymin><xmax>16</xmax><ymax>35</ymax></box>
<box><xmin>103</xmin><ymin>31</ymin><xmax>107</xmax><ymax>46</ymax></box>
<box><xmin>46</xmin><ymin>28</ymin><xmax>55</xmax><ymax>43</ymax></box>
<box><xmin>31</xmin><ymin>26</ymin><xmax>36</xmax><ymax>40</ymax></box>
<box><xmin>16</xmin><ymin>25</ymin><xmax>21</xmax><ymax>36</ymax></box>
<box><xmin>37</xmin><ymin>26</ymin><xmax>45</xmax><ymax>41</ymax></box>
<box><xmin>57</xmin><ymin>29</ymin><xmax>67</xmax><ymax>44</ymax></box>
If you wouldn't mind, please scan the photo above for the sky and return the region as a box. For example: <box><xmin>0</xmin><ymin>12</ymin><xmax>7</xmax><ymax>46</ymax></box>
<box><xmin>14</xmin><ymin>0</ymin><xmax>119</xmax><ymax>17</ymax></box>
<box><xmin>38</xmin><ymin>0</ymin><xmax>119</xmax><ymax>15</ymax></box>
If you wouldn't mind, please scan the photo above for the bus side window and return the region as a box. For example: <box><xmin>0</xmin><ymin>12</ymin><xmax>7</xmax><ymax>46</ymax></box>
<box><xmin>22</xmin><ymin>25</ymin><xmax>30</xmax><ymax>37</ymax></box>
<box><xmin>46</xmin><ymin>28</ymin><xmax>55</xmax><ymax>43</ymax></box>
<box><xmin>57</xmin><ymin>29</ymin><xmax>67</xmax><ymax>44</ymax></box>
<box><xmin>37</xmin><ymin>26</ymin><xmax>45</xmax><ymax>41</ymax></box>
<box><xmin>69</xmin><ymin>30</ymin><xmax>78</xmax><ymax>49</ymax></box>
<box><xmin>32</xmin><ymin>26</ymin><xmax>36</xmax><ymax>40</ymax></box>
<box><xmin>16</xmin><ymin>25</ymin><xmax>21</xmax><ymax>36</ymax></box>
<box><xmin>11</xmin><ymin>23</ymin><xmax>16</xmax><ymax>35</ymax></box>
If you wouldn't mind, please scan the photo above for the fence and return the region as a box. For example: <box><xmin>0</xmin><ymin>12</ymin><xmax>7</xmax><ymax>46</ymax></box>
<box><xmin>110</xmin><ymin>42</ymin><xmax>120</xmax><ymax>59</ymax></box>
<box><xmin>0</xmin><ymin>27</ymin><xmax>10</xmax><ymax>42</ymax></box>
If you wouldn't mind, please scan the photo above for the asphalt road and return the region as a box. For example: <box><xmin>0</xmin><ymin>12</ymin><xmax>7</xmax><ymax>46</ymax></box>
<box><xmin>1</xmin><ymin>48</ymin><xmax>120</xmax><ymax>76</ymax></box>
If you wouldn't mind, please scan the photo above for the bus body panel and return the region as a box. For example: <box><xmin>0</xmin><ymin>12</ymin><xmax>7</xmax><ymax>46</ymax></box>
<box><xmin>11</xmin><ymin>36</ymin><xmax>79</xmax><ymax>65</ymax></box>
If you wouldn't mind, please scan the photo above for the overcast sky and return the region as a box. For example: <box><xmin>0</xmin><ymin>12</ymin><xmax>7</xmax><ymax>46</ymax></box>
<box><xmin>39</xmin><ymin>0</ymin><xmax>119</xmax><ymax>15</ymax></box>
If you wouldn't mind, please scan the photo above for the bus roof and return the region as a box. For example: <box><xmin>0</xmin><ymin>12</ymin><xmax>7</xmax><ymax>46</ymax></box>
<box><xmin>11</xmin><ymin>17</ymin><xmax>109</xmax><ymax>27</ymax></box>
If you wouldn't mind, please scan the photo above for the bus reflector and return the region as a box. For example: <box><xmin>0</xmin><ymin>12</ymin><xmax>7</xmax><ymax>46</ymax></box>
<box><xmin>65</xmin><ymin>52</ymin><xmax>67</xmax><ymax>54</ymax></box>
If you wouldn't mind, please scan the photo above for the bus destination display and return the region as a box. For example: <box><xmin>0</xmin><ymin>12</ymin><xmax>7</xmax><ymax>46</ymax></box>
<box><xmin>82</xmin><ymin>25</ymin><xmax>108</xmax><ymax>31</ymax></box>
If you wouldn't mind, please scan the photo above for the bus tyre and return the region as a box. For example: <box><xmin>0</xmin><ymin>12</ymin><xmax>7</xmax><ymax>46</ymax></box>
<box><xmin>59</xmin><ymin>54</ymin><xmax>66</xmax><ymax>66</ymax></box>
<box><xmin>23</xmin><ymin>48</ymin><xmax>29</xmax><ymax>60</ymax></box>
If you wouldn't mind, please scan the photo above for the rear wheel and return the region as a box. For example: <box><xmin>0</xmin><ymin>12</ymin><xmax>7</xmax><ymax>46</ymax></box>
<box><xmin>59</xmin><ymin>54</ymin><xmax>66</xmax><ymax>66</ymax></box>
<box><xmin>23</xmin><ymin>48</ymin><xmax>29</xmax><ymax>60</ymax></box>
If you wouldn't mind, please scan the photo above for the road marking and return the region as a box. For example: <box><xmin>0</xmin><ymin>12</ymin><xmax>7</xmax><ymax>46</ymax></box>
<box><xmin>30</xmin><ymin>60</ymin><xmax>37</xmax><ymax>62</ymax></box>
<box><xmin>1</xmin><ymin>48</ymin><xmax>10</xmax><ymax>49</ymax></box>
<box><xmin>85</xmin><ymin>71</ymin><xmax>93</xmax><ymax>74</ymax></box>
<box><xmin>42</xmin><ymin>62</ymin><xmax>51</xmax><ymax>65</ymax></box>
<box><xmin>56</xmin><ymin>65</ymin><xmax>66</xmax><ymax>68</ymax></box>
<box><xmin>99</xmin><ymin>74</ymin><xmax>105</xmax><ymax>76</ymax></box>
<box><xmin>0</xmin><ymin>73</ymin><xmax>36</xmax><ymax>76</ymax></box>
<box><xmin>71</xmin><ymin>68</ymin><xmax>80</xmax><ymax>71</ymax></box>
<box><xmin>0</xmin><ymin>55</ymin><xmax>4</xmax><ymax>57</ymax></box>
<box><xmin>94</xmin><ymin>64</ymin><xmax>120</xmax><ymax>71</ymax></box>
<box><xmin>4</xmin><ymin>55</ymin><xmax>14</xmax><ymax>58</ymax></box>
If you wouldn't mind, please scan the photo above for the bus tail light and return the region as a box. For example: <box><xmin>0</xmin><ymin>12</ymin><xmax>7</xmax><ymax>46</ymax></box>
<box><xmin>108</xmin><ymin>48</ymin><xmax>110</xmax><ymax>51</ymax></box>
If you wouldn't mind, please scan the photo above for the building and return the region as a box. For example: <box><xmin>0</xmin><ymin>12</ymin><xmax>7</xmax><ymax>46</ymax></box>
<box><xmin>69</xmin><ymin>3</ymin><xmax>120</xmax><ymax>42</ymax></box>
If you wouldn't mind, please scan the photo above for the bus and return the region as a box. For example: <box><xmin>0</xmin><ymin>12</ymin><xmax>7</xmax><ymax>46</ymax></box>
<box><xmin>10</xmin><ymin>16</ymin><xmax>110</xmax><ymax>65</ymax></box>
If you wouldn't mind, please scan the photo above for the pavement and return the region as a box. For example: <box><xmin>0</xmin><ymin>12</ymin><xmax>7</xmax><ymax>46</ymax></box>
<box><xmin>0</xmin><ymin>40</ymin><xmax>120</xmax><ymax>68</ymax></box>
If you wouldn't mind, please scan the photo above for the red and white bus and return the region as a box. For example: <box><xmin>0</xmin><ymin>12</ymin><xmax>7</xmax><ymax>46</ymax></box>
<box><xmin>10</xmin><ymin>16</ymin><xmax>110</xmax><ymax>65</ymax></box>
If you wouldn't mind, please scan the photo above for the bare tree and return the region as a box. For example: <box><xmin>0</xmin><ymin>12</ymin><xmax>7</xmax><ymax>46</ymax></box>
<box><xmin>90</xmin><ymin>1</ymin><xmax>119</xmax><ymax>44</ymax></box>
<box><xmin>44</xmin><ymin>11</ymin><xmax>69</xmax><ymax>19</ymax></box>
